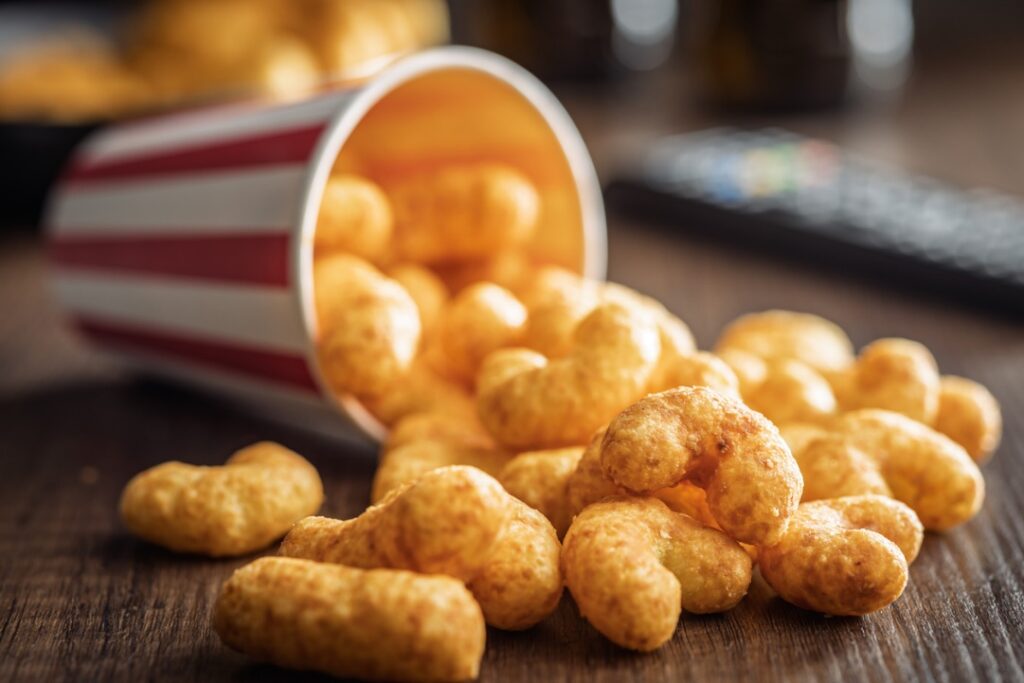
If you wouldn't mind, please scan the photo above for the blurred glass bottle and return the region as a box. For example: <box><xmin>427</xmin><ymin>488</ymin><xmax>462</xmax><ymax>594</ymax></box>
<box><xmin>689</xmin><ymin>0</ymin><xmax>913</xmax><ymax>110</ymax></box>
<box><xmin>690</xmin><ymin>0</ymin><xmax>851</xmax><ymax>109</ymax></box>
<box><xmin>450</xmin><ymin>0</ymin><xmax>679</xmax><ymax>80</ymax></box>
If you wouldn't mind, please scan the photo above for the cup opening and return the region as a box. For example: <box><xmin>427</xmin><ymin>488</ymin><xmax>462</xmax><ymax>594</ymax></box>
<box><xmin>297</xmin><ymin>47</ymin><xmax>606</xmax><ymax>441</ymax></box>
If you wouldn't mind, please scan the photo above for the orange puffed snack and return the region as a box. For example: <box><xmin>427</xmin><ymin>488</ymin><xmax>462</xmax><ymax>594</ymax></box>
<box><xmin>372</xmin><ymin>413</ymin><xmax>508</xmax><ymax>503</ymax></box>
<box><xmin>386</xmin><ymin>263</ymin><xmax>450</xmax><ymax>338</ymax></box>
<box><xmin>363</xmin><ymin>359</ymin><xmax>477</xmax><ymax>426</ymax></box>
<box><xmin>499</xmin><ymin>446</ymin><xmax>585</xmax><ymax>537</ymax></box>
<box><xmin>933</xmin><ymin>375</ymin><xmax>1002</xmax><ymax>462</ymax></box>
<box><xmin>598</xmin><ymin>386</ymin><xmax>803</xmax><ymax>545</ymax></box>
<box><xmin>314</xmin><ymin>174</ymin><xmax>393</xmax><ymax>262</ymax></box>
<box><xmin>119</xmin><ymin>442</ymin><xmax>323</xmax><ymax>557</ymax></box>
<box><xmin>743</xmin><ymin>359</ymin><xmax>837</xmax><ymax>425</ymax></box>
<box><xmin>832</xmin><ymin>338</ymin><xmax>941</xmax><ymax>423</ymax></box>
<box><xmin>647</xmin><ymin>350</ymin><xmax>742</xmax><ymax>399</ymax></box>
<box><xmin>385</xmin><ymin>163</ymin><xmax>540</xmax><ymax>265</ymax></box>
<box><xmin>758</xmin><ymin>495</ymin><xmax>923</xmax><ymax>616</ymax></box>
<box><xmin>714</xmin><ymin>310</ymin><xmax>854</xmax><ymax>374</ymax></box>
<box><xmin>281</xmin><ymin>466</ymin><xmax>563</xmax><ymax>630</ymax></box>
<box><xmin>562</xmin><ymin>497</ymin><xmax>752</xmax><ymax>651</ymax></box>
<box><xmin>565</xmin><ymin>427</ymin><xmax>719</xmax><ymax>529</ymax></box>
<box><xmin>213</xmin><ymin>557</ymin><xmax>484</xmax><ymax>683</ymax></box>
<box><xmin>790</xmin><ymin>433</ymin><xmax>891</xmax><ymax>502</ymax></box>
<box><xmin>836</xmin><ymin>410</ymin><xmax>984</xmax><ymax>530</ymax></box>
<box><xmin>433</xmin><ymin>282</ymin><xmax>527</xmax><ymax>383</ymax></box>
<box><xmin>477</xmin><ymin>303</ymin><xmax>662</xmax><ymax>449</ymax></box>
<box><xmin>314</xmin><ymin>253</ymin><xmax>421</xmax><ymax>398</ymax></box>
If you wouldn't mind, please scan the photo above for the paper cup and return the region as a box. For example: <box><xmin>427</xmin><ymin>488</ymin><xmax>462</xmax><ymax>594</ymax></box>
<box><xmin>46</xmin><ymin>47</ymin><xmax>607</xmax><ymax>444</ymax></box>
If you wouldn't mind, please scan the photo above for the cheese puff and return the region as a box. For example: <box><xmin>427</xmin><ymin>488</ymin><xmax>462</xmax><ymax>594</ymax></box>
<box><xmin>516</xmin><ymin>266</ymin><xmax>591</xmax><ymax>310</ymax></box>
<box><xmin>562</xmin><ymin>497</ymin><xmax>752</xmax><ymax>651</ymax></box>
<box><xmin>758</xmin><ymin>495</ymin><xmax>923</xmax><ymax>616</ymax></box>
<box><xmin>120</xmin><ymin>442</ymin><xmax>323</xmax><ymax>557</ymax></box>
<box><xmin>499</xmin><ymin>446</ymin><xmax>585</xmax><ymax>537</ymax></box>
<box><xmin>521</xmin><ymin>279</ymin><xmax>601</xmax><ymax>359</ymax></box>
<box><xmin>837</xmin><ymin>410</ymin><xmax>984</xmax><ymax>530</ymax></box>
<box><xmin>598</xmin><ymin>386</ymin><xmax>803</xmax><ymax>545</ymax></box>
<box><xmin>386</xmin><ymin>263</ymin><xmax>450</xmax><ymax>338</ymax></box>
<box><xmin>777</xmin><ymin>422</ymin><xmax>829</xmax><ymax>456</ymax></box>
<box><xmin>792</xmin><ymin>434</ymin><xmax>892</xmax><ymax>502</ymax></box>
<box><xmin>477</xmin><ymin>303</ymin><xmax>661</xmax><ymax>449</ymax></box>
<box><xmin>314</xmin><ymin>253</ymin><xmax>420</xmax><ymax>397</ymax></box>
<box><xmin>601</xmin><ymin>282</ymin><xmax>697</xmax><ymax>388</ymax></box>
<box><xmin>566</xmin><ymin>428</ymin><xmax>719</xmax><ymax>529</ymax></box>
<box><xmin>315</xmin><ymin>175</ymin><xmax>393</xmax><ymax>262</ymax></box>
<box><xmin>434</xmin><ymin>283</ymin><xmax>527</xmax><ymax>383</ymax></box>
<box><xmin>213</xmin><ymin>557</ymin><xmax>484</xmax><ymax>682</ymax></box>
<box><xmin>384</xmin><ymin>411</ymin><xmax>495</xmax><ymax>452</ymax></box>
<box><xmin>373</xmin><ymin>414</ymin><xmax>508</xmax><ymax>503</ymax></box>
<box><xmin>744</xmin><ymin>359</ymin><xmax>837</xmax><ymax>425</ymax></box>
<box><xmin>833</xmin><ymin>338</ymin><xmax>940</xmax><ymax>423</ymax></box>
<box><xmin>242</xmin><ymin>35</ymin><xmax>319</xmax><ymax>100</ymax></box>
<box><xmin>283</xmin><ymin>466</ymin><xmax>510</xmax><ymax>580</ymax></box>
<box><xmin>467</xmin><ymin>501</ymin><xmax>564</xmax><ymax>630</ymax></box>
<box><xmin>933</xmin><ymin>375</ymin><xmax>1002</xmax><ymax>462</ymax></box>
<box><xmin>363</xmin><ymin>360</ymin><xmax>476</xmax><ymax>426</ymax></box>
<box><xmin>434</xmin><ymin>249</ymin><xmax>535</xmax><ymax>294</ymax></box>
<box><xmin>385</xmin><ymin>163</ymin><xmax>539</xmax><ymax>264</ymax></box>
<box><xmin>648</xmin><ymin>351</ymin><xmax>742</xmax><ymax>399</ymax></box>
<box><xmin>715</xmin><ymin>310</ymin><xmax>854</xmax><ymax>374</ymax></box>
<box><xmin>716</xmin><ymin>348</ymin><xmax>768</xmax><ymax>396</ymax></box>
<box><xmin>281</xmin><ymin>466</ymin><xmax>563</xmax><ymax>630</ymax></box>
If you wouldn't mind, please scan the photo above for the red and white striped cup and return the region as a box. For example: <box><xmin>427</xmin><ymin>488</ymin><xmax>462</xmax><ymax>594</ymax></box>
<box><xmin>46</xmin><ymin>47</ymin><xmax>607</xmax><ymax>443</ymax></box>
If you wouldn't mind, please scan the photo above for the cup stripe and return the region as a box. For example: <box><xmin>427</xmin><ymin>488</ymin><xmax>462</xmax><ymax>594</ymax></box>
<box><xmin>53</xmin><ymin>272</ymin><xmax>307</xmax><ymax>353</ymax></box>
<box><xmin>65</xmin><ymin>124</ymin><xmax>326</xmax><ymax>185</ymax></box>
<box><xmin>73</xmin><ymin>317</ymin><xmax>319</xmax><ymax>392</ymax></box>
<box><xmin>50</xmin><ymin>167</ymin><xmax>306</xmax><ymax>234</ymax></box>
<box><xmin>50</xmin><ymin>232</ymin><xmax>291</xmax><ymax>285</ymax></box>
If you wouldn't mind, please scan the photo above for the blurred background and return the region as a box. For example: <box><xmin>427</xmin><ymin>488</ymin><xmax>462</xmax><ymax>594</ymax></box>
<box><xmin>1</xmin><ymin>0</ymin><xmax>1024</xmax><ymax>311</ymax></box>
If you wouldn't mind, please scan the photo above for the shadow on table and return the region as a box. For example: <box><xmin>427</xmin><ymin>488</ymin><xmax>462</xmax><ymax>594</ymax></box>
<box><xmin>93</xmin><ymin>533</ymin><xmax>278</xmax><ymax>572</ymax></box>
<box><xmin>230</xmin><ymin>664</ymin><xmax>344</xmax><ymax>682</ymax></box>
<box><xmin>0</xmin><ymin>376</ymin><xmax>377</xmax><ymax>476</ymax></box>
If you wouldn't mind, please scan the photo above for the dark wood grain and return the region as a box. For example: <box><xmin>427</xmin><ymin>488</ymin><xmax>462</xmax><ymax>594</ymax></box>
<box><xmin>3</xmin><ymin>48</ymin><xmax>1024</xmax><ymax>682</ymax></box>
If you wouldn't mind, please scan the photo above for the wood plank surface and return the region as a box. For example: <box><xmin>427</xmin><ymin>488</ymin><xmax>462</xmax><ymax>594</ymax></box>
<box><xmin>3</xmin><ymin>46</ymin><xmax>1024</xmax><ymax>682</ymax></box>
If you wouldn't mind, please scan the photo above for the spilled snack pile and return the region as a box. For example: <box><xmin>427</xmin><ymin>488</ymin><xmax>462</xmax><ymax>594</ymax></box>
<box><xmin>0</xmin><ymin>0</ymin><xmax>448</xmax><ymax>122</ymax></box>
<box><xmin>120</xmin><ymin>158</ymin><xmax>1000</xmax><ymax>681</ymax></box>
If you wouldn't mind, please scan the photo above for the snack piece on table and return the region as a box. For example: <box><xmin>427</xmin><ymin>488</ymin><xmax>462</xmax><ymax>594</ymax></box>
<box><xmin>281</xmin><ymin>465</ymin><xmax>563</xmax><ymax>630</ymax></box>
<box><xmin>120</xmin><ymin>442</ymin><xmax>323</xmax><ymax>557</ymax></box>
<box><xmin>758</xmin><ymin>495</ymin><xmax>923</xmax><ymax>616</ymax></box>
<box><xmin>213</xmin><ymin>557</ymin><xmax>484</xmax><ymax>683</ymax></box>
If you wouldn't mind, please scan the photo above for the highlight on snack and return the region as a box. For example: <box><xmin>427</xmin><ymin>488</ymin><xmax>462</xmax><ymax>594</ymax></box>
<box><xmin>119</xmin><ymin>442</ymin><xmax>323</xmax><ymax>557</ymax></box>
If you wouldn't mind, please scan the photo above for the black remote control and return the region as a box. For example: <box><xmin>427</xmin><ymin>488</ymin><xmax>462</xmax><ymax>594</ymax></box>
<box><xmin>605</xmin><ymin>128</ymin><xmax>1024</xmax><ymax>315</ymax></box>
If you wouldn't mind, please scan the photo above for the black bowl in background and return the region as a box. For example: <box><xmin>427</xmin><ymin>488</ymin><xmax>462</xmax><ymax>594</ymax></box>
<box><xmin>0</xmin><ymin>120</ymin><xmax>102</xmax><ymax>230</ymax></box>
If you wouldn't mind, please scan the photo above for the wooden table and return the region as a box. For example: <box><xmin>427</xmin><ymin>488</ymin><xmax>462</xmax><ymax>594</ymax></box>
<box><xmin>3</xmin><ymin>51</ymin><xmax>1024</xmax><ymax>682</ymax></box>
